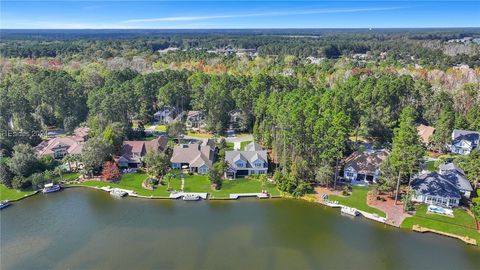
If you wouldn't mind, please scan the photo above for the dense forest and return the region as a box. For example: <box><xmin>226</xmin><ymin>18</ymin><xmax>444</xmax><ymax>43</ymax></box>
<box><xmin>1</xmin><ymin>29</ymin><xmax>479</xmax><ymax>196</ymax></box>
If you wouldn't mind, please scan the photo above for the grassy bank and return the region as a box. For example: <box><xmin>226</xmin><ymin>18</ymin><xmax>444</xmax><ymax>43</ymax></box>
<box><xmin>328</xmin><ymin>186</ymin><xmax>386</xmax><ymax>217</ymax></box>
<box><xmin>70</xmin><ymin>172</ymin><xmax>280</xmax><ymax>199</ymax></box>
<box><xmin>401</xmin><ymin>204</ymin><xmax>480</xmax><ymax>246</ymax></box>
<box><xmin>0</xmin><ymin>185</ymin><xmax>35</xmax><ymax>201</ymax></box>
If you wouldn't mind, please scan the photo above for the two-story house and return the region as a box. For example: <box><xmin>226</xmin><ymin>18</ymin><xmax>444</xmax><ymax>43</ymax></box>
<box><xmin>35</xmin><ymin>127</ymin><xmax>90</xmax><ymax>159</ymax></box>
<box><xmin>115</xmin><ymin>136</ymin><xmax>168</xmax><ymax>169</ymax></box>
<box><xmin>438</xmin><ymin>163</ymin><xmax>473</xmax><ymax>198</ymax></box>
<box><xmin>224</xmin><ymin>142</ymin><xmax>268</xmax><ymax>179</ymax></box>
<box><xmin>449</xmin><ymin>129</ymin><xmax>480</xmax><ymax>155</ymax></box>
<box><xmin>170</xmin><ymin>142</ymin><xmax>215</xmax><ymax>174</ymax></box>
<box><xmin>343</xmin><ymin>149</ymin><xmax>389</xmax><ymax>185</ymax></box>
<box><xmin>186</xmin><ymin>110</ymin><xmax>206</xmax><ymax>130</ymax></box>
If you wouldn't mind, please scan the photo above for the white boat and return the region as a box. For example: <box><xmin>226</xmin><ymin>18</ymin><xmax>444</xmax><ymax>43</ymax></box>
<box><xmin>0</xmin><ymin>201</ymin><xmax>11</xmax><ymax>210</ymax></box>
<box><xmin>110</xmin><ymin>189</ymin><xmax>127</xmax><ymax>197</ymax></box>
<box><xmin>42</xmin><ymin>183</ymin><xmax>61</xmax><ymax>194</ymax></box>
<box><xmin>341</xmin><ymin>206</ymin><xmax>359</xmax><ymax>216</ymax></box>
<box><xmin>182</xmin><ymin>194</ymin><xmax>200</xmax><ymax>201</ymax></box>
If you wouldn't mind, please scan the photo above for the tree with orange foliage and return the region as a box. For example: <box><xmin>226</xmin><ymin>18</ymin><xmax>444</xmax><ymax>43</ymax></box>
<box><xmin>101</xmin><ymin>161</ymin><xmax>121</xmax><ymax>182</ymax></box>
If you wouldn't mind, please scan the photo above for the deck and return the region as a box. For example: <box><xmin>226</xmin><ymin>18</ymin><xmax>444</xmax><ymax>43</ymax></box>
<box><xmin>229</xmin><ymin>193</ymin><xmax>269</xmax><ymax>199</ymax></box>
<box><xmin>169</xmin><ymin>192</ymin><xmax>208</xmax><ymax>199</ymax></box>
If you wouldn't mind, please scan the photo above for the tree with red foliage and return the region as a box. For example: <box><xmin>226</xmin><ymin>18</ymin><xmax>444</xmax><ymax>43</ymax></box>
<box><xmin>101</xmin><ymin>161</ymin><xmax>121</xmax><ymax>182</ymax></box>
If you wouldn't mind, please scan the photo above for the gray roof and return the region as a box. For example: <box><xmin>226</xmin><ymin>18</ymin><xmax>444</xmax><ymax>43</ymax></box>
<box><xmin>452</xmin><ymin>129</ymin><xmax>480</xmax><ymax>143</ymax></box>
<box><xmin>344</xmin><ymin>149</ymin><xmax>389</xmax><ymax>175</ymax></box>
<box><xmin>439</xmin><ymin>163</ymin><xmax>465</xmax><ymax>175</ymax></box>
<box><xmin>170</xmin><ymin>143</ymin><xmax>214</xmax><ymax>168</ymax></box>
<box><xmin>411</xmin><ymin>172</ymin><xmax>461</xmax><ymax>199</ymax></box>
<box><xmin>244</xmin><ymin>141</ymin><xmax>262</xmax><ymax>151</ymax></box>
<box><xmin>225</xmin><ymin>145</ymin><xmax>268</xmax><ymax>170</ymax></box>
<box><xmin>442</xmin><ymin>173</ymin><xmax>473</xmax><ymax>192</ymax></box>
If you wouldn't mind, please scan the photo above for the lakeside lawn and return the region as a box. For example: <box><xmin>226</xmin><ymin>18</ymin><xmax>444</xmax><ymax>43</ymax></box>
<box><xmin>70</xmin><ymin>172</ymin><xmax>279</xmax><ymax>199</ymax></box>
<box><xmin>328</xmin><ymin>186</ymin><xmax>386</xmax><ymax>217</ymax></box>
<box><xmin>53</xmin><ymin>172</ymin><xmax>80</xmax><ymax>182</ymax></box>
<box><xmin>173</xmin><ymin>172</ymin><xmax>280</xmax><ymax>198</ymax></box>
<box><xmin>0</xmin><ymin>185</ymin><xmax>35</xmax><ymax>201</ymax></box>
<box><xmin>401</xmin><ymin>204</ymin><xmax>480</xmax><ymax>245</ymax></box>
<box><xmin>71</xmin><ymin>173</ymin><xmax>181</xmax><ymax>197</ymax></box>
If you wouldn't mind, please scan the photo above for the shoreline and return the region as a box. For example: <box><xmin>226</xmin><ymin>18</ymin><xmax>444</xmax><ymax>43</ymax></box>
<box><xmin>4</xmin><ymin>185</ymin><xmax>478</xmax><ymax>247</ymax></box>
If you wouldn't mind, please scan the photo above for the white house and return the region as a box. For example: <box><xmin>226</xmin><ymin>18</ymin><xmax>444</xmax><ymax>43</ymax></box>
<box><xmin>343</xmin><ymin>149</ymin><xmax>389</xmax><ymax>185</ymax></box>
<box><xmin>170</xmin><ymin>143</ymin><xmax>215</xmax><ymax>174</ymax></box>
<box><xmin>438</xmin><ymin>163</ymin><xmax>473</xmax><ymax>198</ymax></box>
<box><xmin>411</xmin><ymin>172</ymin><xmax>461</xmax><ymax>208</ymax></box>
<box><xmin>449</xmin><ymin>129</ymin><xmax>480</xmax><ymax>155</ymax></box>
<box><xmin>224</xmin><ymin>142</ymin><xmax>268</xmax><ymax>179</ymax></box>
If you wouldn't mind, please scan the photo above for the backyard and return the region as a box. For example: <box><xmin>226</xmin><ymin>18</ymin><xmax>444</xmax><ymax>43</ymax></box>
<box><xmin>70</xmin><ymin>172</ymin><xmax>280</xmax><ymax>199</ymax></box>
<box><xmin>401</xmin><ymin>204</ymin><xmax>480</xmax><ymax>246</ymax></box>
<box><xmin>70</xmin><ymin>173</ymin><xmax>181</xmax><ymax>197</ymax></box>
<box><xmin>0</xmin><ymin>185</ymin><xmax>35</xmax><ymax>201</ymax></box>
<box><xmin>328</xmin><ymin>186</ymin><xmax>386</xmax><ymax>217</ymax></box>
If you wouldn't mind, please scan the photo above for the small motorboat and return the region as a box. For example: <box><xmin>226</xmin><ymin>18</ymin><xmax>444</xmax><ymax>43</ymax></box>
<box><xmin>182</xmin><ymin>194</ymin><xmax>200</xmax><ymax>201</ymax></box>
<box><xmin>110</xmin><ymin>188</ymin><xmax>127</xmax><ymax>198</ymax></box>
<box><xmin>341</xmin><ymin>206</ymin><xmax>359</xmax><ymax>216</ymax></box>
<box><xmin>42</xmin><ymin>183</ymin><xmax>61</xmax><ymax>194</ymax></box>
<box><xmin>0</xmin><ymin>201</ymin><xmax>11</xmax><ymax>210</ymax></box>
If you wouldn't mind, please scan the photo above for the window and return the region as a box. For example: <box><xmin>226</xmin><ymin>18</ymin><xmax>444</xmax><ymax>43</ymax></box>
<box><xmin>254</xmin><ymin>161</ymin><xmax>263</xmax><ymax>168</ymax></box>
<box><xmin>345</xmin><ymin>171</ymin><xmax>354</xmax><ymax>178</ymax></box>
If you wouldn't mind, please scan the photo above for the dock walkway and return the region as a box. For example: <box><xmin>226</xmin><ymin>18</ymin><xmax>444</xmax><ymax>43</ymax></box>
<box><xmin>169</xmin><ymin>192</ymin><xmax>208</xmax><ymax>199</ymax></box>
<box><xmin>229</xmin><ymin>193</ymin><xmax>269</xmax><ymax>199</ymax></box>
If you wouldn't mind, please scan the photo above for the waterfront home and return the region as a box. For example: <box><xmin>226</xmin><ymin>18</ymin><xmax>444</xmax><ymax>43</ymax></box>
<box><xmin>35</xmin><ymin>127</ymin><xmax>89</xmax><ymax>159</ymax></box>
<box><xmin>343</xmin><ymin>149</ymin><xmax>389</xmax><ymax>185</ymax></box>
<box><xmin>438</xmin><ymin>163</ymin><xmax>473</xmax><ymax>198</ymax></box>
<box><xmin>449</xmin><ymin>129</ymin><xmax>480</xmax><ymax>155</ymax></box>
<box><xmin>35</xmin><ymin>137</ymin><xmax>84</xmax><ymax>159</ymax></box>
<box><xmin>170</xmin><ymin>143</ymin><xmax>215</xmax><ymax>174</ymax></box>
<box><xmin>115</xmin><ymin>136</ymin><xmax>168</xmax><ymax>169</ymax></box>
<box><xmin>416</xmin><ymin>124</ymin><xmax>435</xmax><ymax>146</ymax></box>
<box><xmin>186</xmin><ymin>110</ymin><xmax>206</xmax><ymax>130</ymax></box>
<box><xmin>224</xmin><ymin>142</ymin><xmax>268</xmax><ymax>179</ymax></box>
<box><xmin>154</xmin><ymin>106</ymin><xmax>179</xmax><ymax>125</ymax></box>
<box><xmin>411</xmin><ymin>172</ymin><xmax>461</xmax><ymax>208</ymax></box>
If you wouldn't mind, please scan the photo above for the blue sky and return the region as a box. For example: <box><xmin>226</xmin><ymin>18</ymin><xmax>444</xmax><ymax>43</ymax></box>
<box><xmin>1</xmin><ymin>1</ymin><xmax>479</xmax><ymax>29</ymax></box>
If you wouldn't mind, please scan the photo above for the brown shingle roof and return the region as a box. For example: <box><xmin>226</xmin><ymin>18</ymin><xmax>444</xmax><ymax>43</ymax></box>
<box><xmin>417</xmin><ymin>124</ymin><xmax>435</xmax><ymax>144</ymax></box>
<box><xmin>344</xmin><ymin>149</ymin><xmax>389</xmax><ymax>175</ymax></box>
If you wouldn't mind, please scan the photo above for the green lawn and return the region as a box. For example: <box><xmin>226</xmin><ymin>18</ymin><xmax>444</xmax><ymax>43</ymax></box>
<box><xmin>425</xmin><ymin>160</ymin><xmax>437</xmax><ymax>171</ymax></box>
<box><xmin>155</xmin><ymin>125</ymin><xmax>167</xmax><ymax>132</ymax></box>
<box><xmin>240</xmin><ymin>140</ymin><xmax>253</xmax><ymax>150</ymax></box>
<box><xmin>401</xmin><ymin>204</ymin><xmax>479</xmax><ymax>245</ymax></box>
<box><xmin>226</xmin><ymin>142</ymin><xmax>234</xmax><ymax>150</ymax></box>
<box><xmin>70</xmin><ymin>171</ymin><xmax>280</xmax><ymax>199</ymax></box>
<box><xmin>187</xmin><ymin>132</ymin><xmax>214</xmax><ymax>138</ymax></box>
<box><xmin>71</xmin><ymin>173</ymin><xmax>181</xmax><ymax>197</ymax></box>
<box><xmin>328</xmin><ymin>186</ymin><xmax>386</xmax><ymax>217</ymax></box>
<box><xmin>473</xmin><ymin>189</ymin><xmax>480</xmax><ymax>205</ymax></box>
<box><xmin>53</xmin><ymin>172</ymin><xmax>80</xmax><ymax>182</ymax></box>
<box><xmin>212</xmin><ymin>178</ymin><xmax>280</xmax><ymax>198</ymax></box>
<box><xmin>172</xmin><ymin>172</ymin><xmax>280</xmax><ymax>199</ymax></box>
<box><xmin>0</xmin><ymin>185</ymin><xmax>35</xmax><ymax>201</ymax></box>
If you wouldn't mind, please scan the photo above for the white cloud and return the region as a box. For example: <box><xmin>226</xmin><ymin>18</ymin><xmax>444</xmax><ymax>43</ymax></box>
<box><xmin>123</xmin><ymin>7</ymin><xmax>405</xmax><ymax>24</ymax></box>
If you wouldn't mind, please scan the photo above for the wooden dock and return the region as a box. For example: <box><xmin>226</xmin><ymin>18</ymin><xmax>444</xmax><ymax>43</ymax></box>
<box><xmin>229</xmin><ymin>193</ymin><xmax>269</xmax><ymax>199</ymax></box>
<box><xmin>169</xmin><ymin>192</ymin><xmax>208</xmax><ymax>200</ymax></box>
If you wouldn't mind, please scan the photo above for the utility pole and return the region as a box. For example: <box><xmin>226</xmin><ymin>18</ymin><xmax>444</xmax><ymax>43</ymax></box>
<box><xmin>394</xmin><ymin>171</ymin><xmax>401</xmax><ymax>205</ymax></box>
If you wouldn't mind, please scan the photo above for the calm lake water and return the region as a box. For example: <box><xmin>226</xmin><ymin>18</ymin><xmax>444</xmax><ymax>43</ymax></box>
<box><xmin>1</xmin><ymin>188</ymin><xmax>479</xmax><ymax>270</ymax></box>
